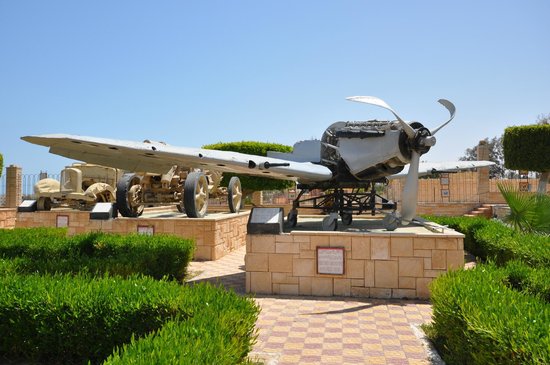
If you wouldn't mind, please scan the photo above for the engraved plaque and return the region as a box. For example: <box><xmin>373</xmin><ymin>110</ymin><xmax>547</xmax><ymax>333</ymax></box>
<box><xmin>247</xmin><ymin>207</ymin><xmax>283</xmax><ymax>234</ymax></box>
<box><xmin>137</xmin><ymin>225</ymin><xmax>154</xmax><ymax>235</ymax></box>
<box><xmin>317</xmin><ymin>247</ymin><xmax>345</xmax><ymax>275</ymax></box>
<box><xmin>56</xmin><ymin>215</ymin><xmax>69</xmax><ymax>228</ymax></box>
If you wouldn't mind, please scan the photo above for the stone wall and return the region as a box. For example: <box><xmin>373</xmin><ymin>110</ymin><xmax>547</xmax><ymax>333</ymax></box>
<box><xmin>0</xmin><ymin>208</ymin><xmax>17</xmax><ymax>229</ymax></box>
<box><xmin>16</xmin><ymin>211</ymin><xmax>249</xmax><ymax>260</ymax></box>
<box><xmin>246</xmin><ymin>229</ymin><xmax>464</xmax><ymax>299</ymax></box>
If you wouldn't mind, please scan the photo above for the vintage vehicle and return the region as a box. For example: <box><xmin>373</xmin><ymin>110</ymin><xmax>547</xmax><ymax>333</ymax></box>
<box><xmin>34</xmin><ymin>163</ymin><xmax>121</xmax><ymax>211</ymax></box>
<box><xmin>34</xmin><ymin>163</ymin><xmax>242</xmax><ymax>218</ymax></box>
<box><xmin>115</xmin><ymin>165</ymin><xmax>242</xmax><ymax>218</ymax></box>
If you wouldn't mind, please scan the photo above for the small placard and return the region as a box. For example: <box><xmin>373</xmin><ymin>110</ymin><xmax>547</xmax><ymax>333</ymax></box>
<box><xmin>56</xmin><ymin>215</ymin><xmax>69</xmax><ymax>228</ymax></box>
<box><xmin>250</xmin><ymin>208</ymin><xmax>281</xmax><ymax>224</ymax></box>
<box><xmin>17</xmin><ymin>200</ymin><xmax>37</xmax><ymax>212</ymax></box>
<box><xmin>441</xmin><ymin>189</ymin><xmax>450</xmax><ymax>197</ymax></box>
<box><xmin>317</xmin><ymin>247</ymin><xmax>345</xmax><ymax>275</ymax></box>
<box><xmin>137</xmin><ymin>225</ymin><xmax>154</xmax><ymax>235</ymax></box>
<box><xmin>247</xmin><ymin>207</ymin><xmax>284</xmax><ymax>234</ymax></box>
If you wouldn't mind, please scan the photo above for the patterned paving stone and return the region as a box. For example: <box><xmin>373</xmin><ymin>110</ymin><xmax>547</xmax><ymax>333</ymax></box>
<box><xmin>187</xmin><ymin>246</ymin><xmax>438</xmax><ymax>364</ymax></box>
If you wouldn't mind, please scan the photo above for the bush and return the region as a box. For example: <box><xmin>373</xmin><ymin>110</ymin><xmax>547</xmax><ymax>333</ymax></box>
<box><xmin>0</xmin><ymin>229</ymin><xmax>195</xmax><ymax>280</ymax></box>
<box><xmin>503</xmin><ymin>124</ymin><xmax>550</xmax><ymax>172</ymax></box>
<box><xmin>427</xmin><ymin>216</ymin><xmax>550</xmax><ymax>267</ymax></box>
<box><xmin>428</xmin><ymin>263</ymin><xmax>550</xmax><ymax>364</ymax></box>
<box><xmin>104</xmin><ymin>283</ymin><xmax>260</xmax><ymax>365</ymax></box>
<box><xmin>0</xmin><ymin>274</ymin><xmax>259</xmax><ymax>365</ymax></box>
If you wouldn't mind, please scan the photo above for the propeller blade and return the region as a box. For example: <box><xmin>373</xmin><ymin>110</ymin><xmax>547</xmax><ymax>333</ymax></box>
<box><xmin>346</xmin><ymin>96</ymin><xmax>416</xmax><ymax>138</ymax></box>
<box><xmin>400</xmin><ymin>150</ymin><xmax>421</xmax><ymax>224</ymax></box>
<box><xmin>430</xmin><ymin>99</ymin><xmax>456</xmax><ymax>135</ymax></box>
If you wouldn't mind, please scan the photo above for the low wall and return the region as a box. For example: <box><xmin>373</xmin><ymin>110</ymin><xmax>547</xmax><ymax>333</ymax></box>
<box><xmin>245</xmin><ymin>228</ymin><xmax>464</xmax><ymax>299</ymax></box>
<box><xmin>0</xmin><ymin>208</ymin><xmax>17</xmax><ymax>229</ymax></box>
<box><xmin>16</xmin><ymin>210</ymin><xmax>249</xmax><ymax>261</ymax></box>
<box><xmin>415</xmin><ymin>203</ymin><xmax>479</xmax><ymax>216</ymax></box>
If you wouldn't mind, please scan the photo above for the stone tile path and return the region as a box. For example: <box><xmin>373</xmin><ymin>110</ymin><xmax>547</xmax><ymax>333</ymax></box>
<box><xmin>188</xmin><ymin>246</ymin><xmax>440</xmax><ymax>364</ymax></box>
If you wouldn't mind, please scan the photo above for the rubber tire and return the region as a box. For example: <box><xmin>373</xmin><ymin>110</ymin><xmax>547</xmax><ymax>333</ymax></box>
<box><xmin>227</xmin><ymin>176</ymin><xmax>242</xmax><ymax>213</ymax></box>
<box><xmin>322</xmin><ymin>215</ymin><xmax>338</xmax><ymax>231</ymax></box>
<box><xmin>37</xmin><ymin>197</ymin><xmax>52</xmax><ymax>211</ymax></box>
<box><xmin>341</xmin><ymin>212</ymin><xmax>353</xmax><ymax>226</ymax></box>
<box><xmin>116</xmin><ymin>173</ymin><xmax>144</xmax><ymax>217</ymax></box>
<box><xmin>287</xmin><ymin>209</ymin><xmax>298</xmax><ymax>227</ymax></box>
<box><xmin>184</xmin><ymin>172</ymin><xmax>209</xmax><ymax>218</ymax></box>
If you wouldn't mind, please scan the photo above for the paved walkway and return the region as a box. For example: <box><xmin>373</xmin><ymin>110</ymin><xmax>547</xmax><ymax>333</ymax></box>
<box><xmin>188</xmin><ymin>247</ymin><xmax>440</xmax><ymax>365</ymax></box>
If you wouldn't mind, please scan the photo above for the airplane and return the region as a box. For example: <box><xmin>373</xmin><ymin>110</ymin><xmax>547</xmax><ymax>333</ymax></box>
<box><xmin>21</xmin><ymin>96</ymin><xmax>494</xmax><ymax>231</ymax></box>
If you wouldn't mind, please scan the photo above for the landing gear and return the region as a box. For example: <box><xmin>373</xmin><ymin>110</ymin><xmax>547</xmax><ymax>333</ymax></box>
<box><xmin>227</xmin><ymin>176</ymin><xmax>242</xmax><ymax>213</ymax></box>
<box><xmin>289</xmin><ymin>181</ymin><xmax>397</xmax><ymax>231</ymax></box>
<box><xmin>183</xmin><ymin>171</ymin><xmax>209</xmax><ymax>218</ymax></box>
<box><xmin>322</xmin><ymin>213</ymin><xmax>339</xmax><ymax>231</ymax></box>
<box><xmin>287</xmin><ymin>208</ymin><xmax>298</xmax><ymax>227</ymax></box>
<box><xmin>116</xmin><ymin>173</ymin><xmax>144</xmax><ymax>217</ymax></box>
<box><xmin>341</xmin><ymin>212</ymin><xmax>353</xmax><ymax>226</ymax></box>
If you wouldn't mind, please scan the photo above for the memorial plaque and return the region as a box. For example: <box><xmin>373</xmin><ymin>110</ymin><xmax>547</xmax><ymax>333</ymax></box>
<box><xmin>247</xmin><ymin>207</ymin><xmax>283</xmax><ymax>234</ymax></box>
<box><xmin>317</xmin><ymin>247</ymin><xmax>345</xmax><ymax>275</ymax></box>
<box><xmin>56</xmin><ymin>215</ymin><xmax>69</xmax><ymax>228</ymax></box>
<box><xmin>137</xmin><ymin>225</ymin><xmax>154</xmax><ymax>235</ymax></box>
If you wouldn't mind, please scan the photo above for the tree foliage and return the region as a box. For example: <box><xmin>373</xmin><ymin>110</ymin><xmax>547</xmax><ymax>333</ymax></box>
<box><xmin>459</xmin><ymin>136</ymin><xmax>507</xmax><ymax>178</ymax></box>
<box><xmin>202</xmin><ymin>141</ymin><xmax>294</xmax><ymax>192</ymax></box>
<box><xmin>0</xmin><ymin>153</ymin><xmax>3</xmax><ymax>178</ymax></box>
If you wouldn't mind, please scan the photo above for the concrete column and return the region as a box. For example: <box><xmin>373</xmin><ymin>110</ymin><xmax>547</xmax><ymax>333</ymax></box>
<box><xmin>6</xmin><ymin>165</ymin><xmax>22</xmax><ymax>208</ymax></box>
<box><xmin>476</xmin><ymin>141</ymin><xmax>490</xmax><ymax>204</ymax></box>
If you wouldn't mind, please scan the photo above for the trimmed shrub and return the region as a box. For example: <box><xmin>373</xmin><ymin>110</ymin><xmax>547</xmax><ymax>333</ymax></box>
<box><xmin>0</xmin><ymin>229</ymin><xmax>195</xmax><ymax>280</ymax></box>
<box><xmin>0</xmin><ymin>274</ymin><xmax>259</xmax><ymax>365</ymax></box>
<box><xmin>202</xmin><ymin>141</ymin><xmax>295</xmax><ymax>192</ymax></box>
<box><xmin>427</xmin><ymin>216</ymin><xmax>550</xmax><ymax>267</ymax></box>
<box><xmin>104</xmin><ymin>283</ymin><xmax>260</xmax><ymax>365</ymax></box>
<box><xmin>428</xmin><ymin>263</ymin><xmax>550</xmax><ymax>364</ymax></box>
<box><xmin>503</xmin><ymin>124</ymin><xmax>550</xmax><ymax>172</ymax></box>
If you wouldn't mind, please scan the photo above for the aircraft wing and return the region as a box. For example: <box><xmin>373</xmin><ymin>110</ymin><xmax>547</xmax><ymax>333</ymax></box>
<box><xmin>388</xmin><ymin>160</ymin><xmax>495</xmax><ymax>179</ymax></box>
<box><xmin>21</xmin><ymin>134</ymin><xmax>333</xmax><ymax>183</ymax></box>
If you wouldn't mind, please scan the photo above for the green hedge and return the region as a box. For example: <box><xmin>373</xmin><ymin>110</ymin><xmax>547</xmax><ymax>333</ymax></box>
<box><xmin>202</xmin><ymin>141</ymin><xmax>294</xmax><ymax>192</ymax></box>
<box><xmin>427</xmin><ymin>216</ymin><xmax>550</xmax><ymax>267</ymax></box>
<box><xmin>428</xmin><ymin>263</ymin><xmax>550</xmax><ymax>364</ymax></box>
<box><xmin>425</xmin><ymin>216</ymin><xmax>550</xmax><ymax>363</ymax></box>
<box><xmin>0</xmin><ymin>229</ymin><xmax>195</xmax><ymax>280</ymax></box>
<box><xmin>0</xmin><ymin>274</ymin><xmax>259</xmax><ymax>365</ymax></box>
<box><xmin>104</xmin><ymin>283</ymin><xmax>259</xmax><ymax>365</ymax></box>
<box><xmin>503</xmin><ymin>124</ymin><xmax>550</xmax><ymax>172</ymax></box>
<box><xmin>0</xmin><ymin>152</ymin><xmax>3</xmax><ymax>177</ymax></box>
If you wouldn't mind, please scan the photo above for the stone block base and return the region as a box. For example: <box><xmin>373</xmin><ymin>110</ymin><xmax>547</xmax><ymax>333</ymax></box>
<box><xmin>245</xmin><ymin>225</ymin><xmax>464</xmax><ymax>299</ymax></box>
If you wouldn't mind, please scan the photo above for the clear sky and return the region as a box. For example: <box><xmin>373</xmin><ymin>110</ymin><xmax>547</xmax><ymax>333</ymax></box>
<box><xmin>1</xmin><ymin>0</ymin><xmax>549</xmax><ymax>175</ymax></box>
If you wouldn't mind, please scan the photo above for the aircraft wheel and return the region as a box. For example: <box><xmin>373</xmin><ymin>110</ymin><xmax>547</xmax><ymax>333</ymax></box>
<box><xmin>322</xmin><ymin>215</ymin><xmax>338</xmax><ymax>231</ymax></box>
<box><xmin>382</xmin><ymin>213</ymin><xmax>400</xmax><ymax>231</ymax></box>
<box><xmin>184</xmin><ymin>172</ymin><xmax>209</xmax><ymax>218</ymax></box>
<box><xmin>341</xmin><ymin>212</ymin><xmax>353</xmax><ymax>226</ymax></box>
<box><xmin>37</xmin><ymin>197</ymin><xmax>52</xmax><ymax>211</ymax></box>
<box><xmin>227</xmin><ymin>176</ymin><xmax>242</xmax><ymax>213</ymax></box>
<box><xmin>116</xmin><ymin>173</ymin><xmax>144</xmax><ymax>217</ymax></box>
<box><xmin>287</xmin><ymin>209</ymin><xmax>298</xmax><ymax>227</ymax></box>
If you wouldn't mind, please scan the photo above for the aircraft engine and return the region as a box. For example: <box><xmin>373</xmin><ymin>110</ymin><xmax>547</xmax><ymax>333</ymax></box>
<box><xmin>321</xmin><ymin>120</ymin><xmax>431</xmax><ymax>181</ymax></box>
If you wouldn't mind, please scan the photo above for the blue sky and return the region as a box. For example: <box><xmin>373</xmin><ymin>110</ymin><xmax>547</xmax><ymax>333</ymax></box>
<box><xmin>1</xmin><ymin>0</ymin><xmax>549</xmax><ymax>175</ymax></box>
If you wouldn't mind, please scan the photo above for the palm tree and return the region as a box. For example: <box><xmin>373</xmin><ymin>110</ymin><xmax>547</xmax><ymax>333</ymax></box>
<box><xmin>498</xmin><ymin>183</ymin><xmax>550</xmax><ymax>234</ymax></box>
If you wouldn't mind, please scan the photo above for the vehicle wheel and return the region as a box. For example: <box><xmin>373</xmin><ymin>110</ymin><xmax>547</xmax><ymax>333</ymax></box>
<box><xmin>116</xmin><ymin>173</ymin><xmax>144</xmax><ymax>217</ymax></box>
<box><xmin>382</xmin><ymin>213</ymin><xmax>400</xmax><ymax>231</ymax></box>
<box><xmin>322</xmin><ymin>215</ymin><xmax>338</xmax><ymax>231</ymax></box>
<box><xmin>341</xmin><ymin>212</ymin><xmax>353</xmax><ymax>226</ymax></box>
<box><xmin>227</xmin><ymin>176</ymin><xmax>242</xmax><ymax>213</ymax></box>
<box><xmin>184</xmin><ymin>172</ymin><xmax>209</xmax><ymax>218</ymax></box>
<box><xmin>37</xmin><ymin>197</ymin><xmax>52</xmax><ymax>211</ymax></box>
<box><xmin>287</xmin><ymin>209</ymin><xmax>298</xmax><ymax>227</ymax></box>
<box><xmin>176</xmin><ymin>203</ymin><xmax>185</xmax><ymax>214</ymax></box>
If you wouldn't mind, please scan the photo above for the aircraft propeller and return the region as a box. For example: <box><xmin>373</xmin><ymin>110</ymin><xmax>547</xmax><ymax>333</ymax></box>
<box><xmin>346</xmin><ymin>96</ymin><xmax>456</xmax><ymax>225</ymax></box>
